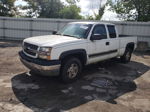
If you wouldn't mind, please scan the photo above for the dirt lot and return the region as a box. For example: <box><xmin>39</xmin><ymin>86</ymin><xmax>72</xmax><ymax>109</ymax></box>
<box><xmin>0</xmin><ymin>41</ymin><xmax>150</xmax><ymax>112</ymax></box>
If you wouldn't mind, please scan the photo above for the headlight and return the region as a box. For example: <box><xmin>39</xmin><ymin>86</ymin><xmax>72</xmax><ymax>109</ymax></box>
<box><xmin>38</xmin><ymin>47</ymin><xmax>52</xmax><ymax>60</ymax></box>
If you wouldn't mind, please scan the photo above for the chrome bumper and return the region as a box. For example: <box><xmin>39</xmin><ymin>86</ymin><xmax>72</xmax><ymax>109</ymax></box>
<box><xmin>19</xmin><ymin>51</ymin><xmax>61</xmax><ymax>76</ymax></box>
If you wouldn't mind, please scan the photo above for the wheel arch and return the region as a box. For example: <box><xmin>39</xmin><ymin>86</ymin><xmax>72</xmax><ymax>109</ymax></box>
<box><xmin>126</xmin><ymin>42</ymin><xmax>135</xmax><ymax>52</ymax></box>
<box><xmin>59</xmin><ymin>49</ymin><xmax>87</xmax><ymax>65</ymax></box>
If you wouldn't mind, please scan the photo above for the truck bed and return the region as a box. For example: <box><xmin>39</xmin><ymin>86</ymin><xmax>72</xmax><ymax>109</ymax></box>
<box><xmin>119</xmin><ymin>36</ymin><xmax>137</xmax><ymax>55</ymax></box>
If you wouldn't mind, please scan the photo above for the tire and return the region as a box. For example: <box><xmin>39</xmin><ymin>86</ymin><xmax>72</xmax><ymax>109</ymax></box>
<box><xmin>60</xmin><ymin>57</ymin><xmax>82</xmax><ymax>83</ymax></box>
<box><xmin>121</xmin><ymin>48</ymin><xmax>132</xmax><ymax>63</ymax></box>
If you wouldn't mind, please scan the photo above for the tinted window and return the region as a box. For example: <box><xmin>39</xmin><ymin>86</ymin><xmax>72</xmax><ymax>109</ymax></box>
<box><xmin>107</xmin><ymin>25</ymin><xmax>117</xmax><ymax>38</ymax></box>
<box><xmin>93</xmin><ymin>25</ymin><xmax>107</xmax><ymax>39</ymax></box>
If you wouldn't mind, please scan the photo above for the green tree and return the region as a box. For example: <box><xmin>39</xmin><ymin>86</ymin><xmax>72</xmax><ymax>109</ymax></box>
<box><xmin>59</xmin><ymin>5</ymin><xmax>82</xmax><ymax>19</ymax></box>
<box><xmin>95</xmin><ymin>5</ymin><xmax>105</xmax><ymax>20</ymax></box>
<box><xmin>23</xmin><ymin>0</ymin><xmax>63</xmax><ymax>18</ymax></box>
<box><xmin>59</xmin><ymin>0</ymin><xmax>82</xmax><ymax>19</ymax></box>
<box><xmin>85</xmin><ymin>5</ymin><xmax>105</xmax><ymax>20</ymax></box>
<box><xmin>108</xmin><ymin>0</ymin><xmax>150</xmax><ymax>21</ymax></box>
<box><xmin>22</xmin><ymin>0</ymin><xmax>82</xmax><ymax>19</ymax></box>
<box><xmin>0</xmin><ymin>0</ymin><xmax>16</xmax><ymax>16</ymax></box>
<box><xmin>85</xmin><ymin>15</ymin><xmax>95</xmax><ymax>20</ymax></box>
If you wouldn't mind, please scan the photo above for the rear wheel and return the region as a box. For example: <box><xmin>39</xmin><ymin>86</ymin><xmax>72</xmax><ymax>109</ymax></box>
<box><xmin>60</xmin><ymin>57</ymin><xmax>82</xmax><ymax>83</ymax></box>
<box><xmin>121</xmin><ymin>48</ymin><xmax>132</xmax><ymax>63</ymax></box>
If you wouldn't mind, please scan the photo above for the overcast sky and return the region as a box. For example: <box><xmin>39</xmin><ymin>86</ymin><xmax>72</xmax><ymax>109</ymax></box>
<box><xmin>76</xmin><ymin>0</ymin><xmax>119</xmax><ymax>21</ymax></box>
<box><xmin>15</xmin><ymin>0</ymin><xmax>119</xmax><ymax>21</ymax></box>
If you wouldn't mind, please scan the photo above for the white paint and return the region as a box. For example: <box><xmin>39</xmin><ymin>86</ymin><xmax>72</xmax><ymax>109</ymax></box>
<box><xmin>20</xmin><ymin>22</ymin><xmax>137</xmax><ymax>76</ymax></box>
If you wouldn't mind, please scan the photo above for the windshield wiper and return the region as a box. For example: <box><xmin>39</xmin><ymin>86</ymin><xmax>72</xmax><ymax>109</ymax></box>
<box><xmin>62</xmin><ymin>34</ymin><xmax>81</xmax><ymax>39</ymax></box>
<box><xmin>54</xmin><ymin>33</ymin><xmax>61</xmax><ymax>35</ymax></box>
<box><xmin>63</xmin><ymin>34</ymin><xmax>74</xmax><ymax>37</ymax></box>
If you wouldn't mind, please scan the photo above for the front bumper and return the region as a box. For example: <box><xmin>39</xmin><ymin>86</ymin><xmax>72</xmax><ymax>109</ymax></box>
<box><xmin>19</xmin><ymin>51</ymin><xmax>61</xmax><ymax>76</ymax></box>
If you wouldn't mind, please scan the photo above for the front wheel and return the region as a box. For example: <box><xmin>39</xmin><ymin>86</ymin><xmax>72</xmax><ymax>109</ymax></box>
<box><xmin>60</xmin><ymin>57</ymin><xmax>82</xmax><ymax>83</ymax></box>
<box><xmin>121</xmin><ymin>48</ymin><xmax>132</xmax><ymax>63</ymax></box>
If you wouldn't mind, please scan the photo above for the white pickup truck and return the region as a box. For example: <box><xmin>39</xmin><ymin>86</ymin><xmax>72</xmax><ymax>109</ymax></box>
<box><xmin>19</xmin><ymin>22</ymin><xmax>137</xmax><ymax>83</ymax></box>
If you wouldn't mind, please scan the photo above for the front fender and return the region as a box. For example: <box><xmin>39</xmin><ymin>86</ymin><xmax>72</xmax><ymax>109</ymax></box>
<box><xmin>59</xmin><ymin>49</ymin><xmax>87</xmax><ymax>64</ymax></box>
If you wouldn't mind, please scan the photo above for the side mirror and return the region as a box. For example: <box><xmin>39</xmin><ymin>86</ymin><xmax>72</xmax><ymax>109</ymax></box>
<box><xmin>52</xmin><ymin>31</ymin><xmax>57</xmax><ymax>35</ymax></box>
<box><xmin>91</xmin><ymin>34</ymin><xmax>106</xmax><ymax>40</ymax></box>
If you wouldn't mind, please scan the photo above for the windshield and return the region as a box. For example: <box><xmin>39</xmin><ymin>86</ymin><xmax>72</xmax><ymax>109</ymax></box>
<box><xmin>56</xmin><ymin>23</ymin><xmax>92</xmax><ymax>39</ymax></box>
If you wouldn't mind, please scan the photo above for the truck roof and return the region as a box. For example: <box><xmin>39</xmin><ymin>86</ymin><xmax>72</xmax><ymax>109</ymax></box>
<box><xmin>70</xmin><ymin>21</ymin><xmax>115</xmax><ymax>26</ymax></box>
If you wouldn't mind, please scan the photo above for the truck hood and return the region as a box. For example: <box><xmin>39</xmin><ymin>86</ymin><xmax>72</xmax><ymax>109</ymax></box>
<box><xmin>24</xmin><ymin>35</ymin><xmax>84</xmax><ymax>47</ymax></box>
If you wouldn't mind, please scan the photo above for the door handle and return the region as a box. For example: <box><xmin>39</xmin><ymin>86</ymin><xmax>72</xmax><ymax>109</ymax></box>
<box><xmin>106</xmin><ymin>42</ymin><xmax>110</xmax><ymax>46</ymax></box>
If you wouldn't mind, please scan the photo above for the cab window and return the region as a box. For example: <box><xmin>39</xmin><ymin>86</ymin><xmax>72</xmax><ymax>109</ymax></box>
<box><xmin>107</xmin><ymin>25</ymin><xmax>117</xmax><ymax>38</ymax></box>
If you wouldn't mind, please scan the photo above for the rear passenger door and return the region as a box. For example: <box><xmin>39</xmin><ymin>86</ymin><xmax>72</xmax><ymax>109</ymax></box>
<box><xmin>106</xmin><ymin>25</ymin><xmax>119</xmax><ymax>58</ymax></box>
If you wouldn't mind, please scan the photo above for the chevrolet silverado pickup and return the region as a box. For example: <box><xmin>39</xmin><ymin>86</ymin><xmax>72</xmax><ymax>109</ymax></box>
<box><xmin>19</xmin><ymin>22</ymin><xmax>137</xmax><ymax>83</ymax></box>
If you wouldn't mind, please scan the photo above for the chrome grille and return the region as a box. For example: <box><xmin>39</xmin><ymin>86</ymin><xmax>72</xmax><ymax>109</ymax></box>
<box><xmin>23</xmin><ymin>42</ymin><xmax>38</xmax><ymax>56</ymax></box>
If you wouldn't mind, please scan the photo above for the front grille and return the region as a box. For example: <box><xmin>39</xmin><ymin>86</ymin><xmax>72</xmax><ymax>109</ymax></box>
<box><xmin>24</xmin><ymin>42</ymin><xmax>38</xmax><ymax>50</ymax></box>
<box><xmin>24</xmin><ymin>48</ymin><xmax>36</xmax><ymax>56</ymax></box>
<box><xmin>23</xmin><ymin>42</ymin><xmax>38</xmax><ymax>56</ymax></box>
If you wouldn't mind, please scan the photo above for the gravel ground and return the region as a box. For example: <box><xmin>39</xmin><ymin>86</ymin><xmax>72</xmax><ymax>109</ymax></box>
<box><xmin>0</xmin><ymin>41</ymin><xmax>150</xmax><ymax>112</ymax></box>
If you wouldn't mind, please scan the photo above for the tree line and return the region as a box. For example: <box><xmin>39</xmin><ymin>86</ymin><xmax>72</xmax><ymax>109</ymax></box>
<box><xmin>0</xmin><ymin>0</ymin><xmax>150</xmax><ymax>21</ymax></box>
<box><xmin>107</xmin><ymin>0</ymin><xmax>150</xmax><ymax>22</ymax></box>
<box><xmin>0</xmin><ymin>0</ymin><xmax>104</xmax><ymax>20</ymax></box>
